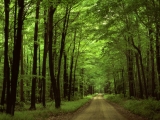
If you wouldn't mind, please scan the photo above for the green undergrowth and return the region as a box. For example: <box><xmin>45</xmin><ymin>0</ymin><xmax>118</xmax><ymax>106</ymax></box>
<box><xmin>104</xmin><ymin>94</ymin><xmax>160</xmax><ymax>120</ymax></box>
<box><xmin>0</xmin><ymin>95</ymin><xmax>93</xmax><ymax>120</ymax></box>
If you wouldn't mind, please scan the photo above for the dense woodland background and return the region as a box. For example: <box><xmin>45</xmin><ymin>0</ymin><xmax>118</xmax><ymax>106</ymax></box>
<box><xmin>0</xmin><ymin>0</ymin><xmax>160</xmax><ymax>116</ymax></box>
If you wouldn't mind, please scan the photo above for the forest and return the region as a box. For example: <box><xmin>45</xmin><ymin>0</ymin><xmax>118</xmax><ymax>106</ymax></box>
<box><xmin>0</xmin><ymin>0</ymin><xmax>160</xmax><ymax>119</ymax></box>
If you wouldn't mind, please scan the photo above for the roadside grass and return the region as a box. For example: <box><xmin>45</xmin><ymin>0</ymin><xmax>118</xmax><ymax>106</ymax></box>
<box><xmin>104</xmin><ymin>94</ymin><xmax>160</xmax><ymax>120</ymax></box>
<box><xmin>0</xmin><ymin>95</ymin><xmax>93</xmax><ymax>120</ymax></box>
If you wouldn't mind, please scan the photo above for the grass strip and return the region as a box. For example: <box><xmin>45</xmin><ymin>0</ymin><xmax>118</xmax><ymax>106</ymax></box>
<box><xmin>0</xmin><ymin>95</ymin><xmax>92</xmax><ymax>120</ymax></box>
<box><xmin>104</xmin><ymin>94</ymin><xmax>160</xmax><ymax>120</ymax></box>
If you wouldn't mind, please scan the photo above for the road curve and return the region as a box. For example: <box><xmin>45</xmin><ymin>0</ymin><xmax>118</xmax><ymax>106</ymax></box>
<box><xmin>71</xmin><ymin>94</ymin><xmax>127</xmax><ymax>120</ymax></box>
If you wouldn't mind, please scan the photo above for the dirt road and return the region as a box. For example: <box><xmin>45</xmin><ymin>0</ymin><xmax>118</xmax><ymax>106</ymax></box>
<box><xmin>71</xmin><ymin>94</ymin><xmax>126</xmax><ymax>120</ymax></box>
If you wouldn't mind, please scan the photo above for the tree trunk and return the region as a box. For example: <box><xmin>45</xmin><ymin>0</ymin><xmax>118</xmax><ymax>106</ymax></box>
<box><xmin>20</xmin><ymin>35</ymin><xmax>24</xmax><ymax>102</ymax></box>
<box><xmin>38</xmin><ymin>41</ymin><xmax>42</xmax><ymax>103</ymax></box>
<box><xmin>9</xmin><ymin>0</ymin><xmax>24</xmax><ymax>115</ymax></box>
<box><xmin>121</xmin><ymin>69</ymin><xmax>126</xmax><ymax>97</ymax></box>
<box><xmin>48</xmin><ymin>5</ymin><xmax>60</xmax><ymax>108</ymax></box>
<box><xmin>73</xmin><ymin>32</ymin><xmax>80</xmax><ymax>96</ymax></box>
<box><xmin>135</xmin><ymin>53</ymin><xmax>143</xmax><ymax>99</ymax></box>
<box><xmin>57</xmin><ymin>5</ymin><xmax>70</xmax><ymax>103</ymax></box>
<box><xmin>1</xmin><ymin>0</ymin><xmax>10</xmax><ymax>113</ymax></box>
<box><xmin>41</xmin><ymin>8</ymin><xmax>48</xmax><ymax>107</ymax></box>
<box><xmin>139</xmin><ymin>51</ymin><xmax>148</xmax><ymax>98</ymax></box>
<box><xmin>127</xmin><ymin>50</ymin><xmax>135</xmax><ymax>98</ymax></box>
<box><xmin>30</xmin><ymin>0</ymin><xmax>40</xmax><ymax>110</ymax></box>
<box><xmin>149</xmin><ymin>28</ymin><xmax>156</xmax><ymax>97</ymax></box>
<box><xmin>68</xmin><ymin>30</ymin><xmax>76</xmax><ymax>101</ymax></box>
<box><xmin>80</xmin><ymin>68</ymin><xmax>84</xmax><ymax>98</ymax></box>
<box><xmin>68</xmin><ymin>55</ymin><xmax>74</xmax><ymax>100</ymax></box>
<box><xmin>131</xmin><ymin>38</ymin><xmax>148</xmax><ymax>99</ymax></box>
<box><xmin>63</xmin><ymin>52</ymin><xmax>68</xmax><ymax>99</ymax></box>
<box><xmin>113</xmin><ymin>72</ymin><xmax>117</xmax><ymax>94</ymax></box>
<box><xmin>13</xmin><ymin>0</ymin><xmax>17</xmax><ymax>45</ymax></box>
<box><xmin>156</xmin><ymin>23</ymin><xmax>160</xmax><ymax>100</ymax></box>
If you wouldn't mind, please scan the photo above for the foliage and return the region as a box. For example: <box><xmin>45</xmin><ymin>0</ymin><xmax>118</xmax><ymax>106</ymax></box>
<box><xmin>104</xmin><ymin>94</ymin><xmax>125</xmax><ymax>104</ymax></box>
<box><xmin>105</xmin><ymin>94</ymin><xmax>160</xmax><ymax>120</ymax></box>
<box><xmin>0</xmin><ymin>95</ymin><xmax>92</xmax><ymax>120</ymax></box>
<box><xmin>0</xmin><ymin>0</ymin><xmax>160</xmax><ymax>117</ymax></box>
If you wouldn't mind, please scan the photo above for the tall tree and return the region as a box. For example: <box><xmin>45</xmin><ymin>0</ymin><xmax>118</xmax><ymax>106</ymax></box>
<box><xmin>56</xmin><ymin>4</ymin><xmax>71</xmax><ymax>103</ymax></box>
<box><xmin>1</xmin><ymin>0</ymin><xmax>11</xmax><ymax>113</ymax></box>
<box><xmin>20</xmin><ymin>36</ymin><xmax>25</xmax><ymax>102</ymax></box>
<box><xmin>73</xmin><ymin>38</ymin><xmax>81</xmax><ymax>96</ymax></box>
<box><xmin>135</xmin><ymin>52</ymin><xmax>143</xmax><ymax>98</ymax></box>
<box><xmin>68</xmin><ymin>29</ymin><xmax>76</xmax><ymax>101</ymax></box>
<box><xmin>63</xmin><ymin>52</ymin><xmax>68</xmax><ymax>99</ymax></box>
<box><xmin>48</xmin><ymin>4</ymin><xmax>60</xmax><ymax>108</ymax></box>
<box><xmin>126</xmin><ymin>48</ymin><xmax>135</xmax><ymax>97</ymax></box>
<box><xmin>155</xmin><ymin>1</ymin><xmax>160</xmax><ymax>99</ymax></box>
<box><xmin>41</xmin><ymin>7</ymin><xmax>48</xmax><ymax>107</ymax></box>
<box><xmin>149</xmin><ymin>28</ymin><xmax>155</xmax><ymax>97</ymax></box>
<box><xmin>30</xmin><ymin>0</ymin><xmax>41</xmax><ymax>110</ymax></box>
<box><xmin>9</xmin><ymin>0</ymin><xmax>24</xmax><ymax>115</ymax></box>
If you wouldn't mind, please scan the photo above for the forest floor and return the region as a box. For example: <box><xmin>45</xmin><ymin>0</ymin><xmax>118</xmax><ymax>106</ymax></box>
<box><xmin>47</xmin><ymin>94</ymin><xmax>148</xmax><ymax>120</ymax></box>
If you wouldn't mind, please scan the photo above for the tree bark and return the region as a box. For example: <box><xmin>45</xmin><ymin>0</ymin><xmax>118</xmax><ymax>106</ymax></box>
<box><xmin>1</xmin><ymin>0</ymin><xmax>10</xmax><ymax>113</ymax></box>
<box><xmin>20</xmin><ymin>35</ymin><xmax>24</xmax><ymax>102</ymax></box>
<box><xmin>73</xmin><ymin>38</ymin><xmax>80</xmax><ymax>96</ymax></box>
<box><xmin>131</xmin><ymin>38</ymin><xmax>148</xmax><ymax>99</ymax></box>
<box><xmin>57</xmin><ymin>5</ymin><xmax>70</xmax><ymax>103</ymax></box>
<box><xmin>9</xmin><ymin>0</ymin><xmax>24</xmax><ymax>115</ymax></box>
<box><xmin>38</xmin><ymin>41</ymin><xmax>42</xmax><ymax>103</ymax></box>
<box><xmin>30</xmin><ymin>0</ymin><xmax>40</xmax><ymax>110</ymax></box>
<box><xmin>127</xmin><ymin>49</ymin><xmax>135</xmax><ymax>98</ymax></box>
<box><xmin>155</xmin><ymin>23</ymin><xmax>160</xmax><ymax>100</ymax></box>
<box><xmin>113</xmin><ymin>72</ymin><xmax>117</xmax><ymax>94</ymax></box>
<box><xmin>41</xmin><ymin>8</ymin><xmax>48</xmax><ymax>107</ymax></box>
<box><xmin>48</xmin><ymin>5</ymin><xmax>60</xmax><ymax>108</ymax></box>
<box><xmin>135</xmin><ymin>53</ymin><xmax>143</xmax><ymax>99</ymax></box>
<box><xmin>63</xmin><ymin>52</ymin><xmax>68</xmax><ymax>99</ymax></box>
<box><xmin>149</xmin><ymin>28</ymin><xmax>156</xmax><ymax>97</ymax></box>
<box><xmin>80</xmin><ymin>68</ymin><xmax>84</xmax><ymax>98</ymax></box>
<box><xmin>121</xmin><ymin>69</ymin><xmax>126</xmax><ymax>97</ymax></box>
<box><xmin>13</xmin><ymin>0</ymin><xmax>17</xmax><ymax>45</ymax></box>
<box><xmin>68</xmin><ymin>30</ymin><xmax>76</xmax><ymax>101</ymax></box>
